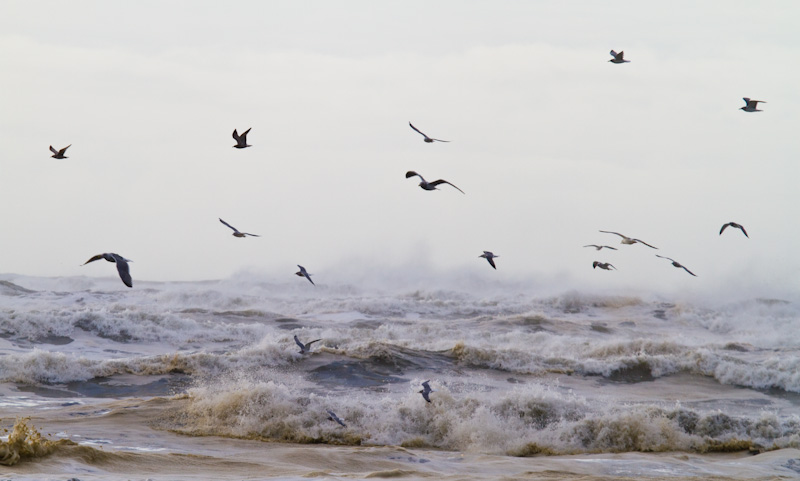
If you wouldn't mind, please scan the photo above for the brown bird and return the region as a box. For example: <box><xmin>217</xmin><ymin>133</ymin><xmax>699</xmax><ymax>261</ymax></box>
<box><xmin>405</xmin><ymin>171</ymin><xmax>465</xmax><ymax>194</ymax></box>
<box><xmin>232</xmin><ymin>128</ymin><xmax>252</xmax><ymax>148</ymax></box>
<box><xmin>49</xmin><ymin>144</ymin><xmax>71</xmax><ymax>159</ymax></box>
<box><xmin>593</xmin><ymin>261</ymin><xmax>616</xmax><ymax>271</ymax></box>
<box><xmin>719</xmin><ymin>222</ymin><xmax>748</xmax><ymax>238</ymax></box>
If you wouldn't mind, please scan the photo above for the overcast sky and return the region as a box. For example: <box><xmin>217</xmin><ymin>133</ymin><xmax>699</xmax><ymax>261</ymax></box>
<box><xmin>2</xmin><ymin>1</ymin><xmax>799</xmax><ymax>296</ymax></box>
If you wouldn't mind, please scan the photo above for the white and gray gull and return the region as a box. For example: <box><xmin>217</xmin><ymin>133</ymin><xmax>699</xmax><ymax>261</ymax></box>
<box><xmin>599</xmin><ymin>230</ymin><xmax>658</xmax><ymax>249</ymax></box>
<box><xmin>583</xmin><ymin>244</ymin><xmax>618</xmax><ymax>251</ymax></box>
<box><xmin>294</xmin><ymin>335</ymin><xmax>321</xmax><ymax>354</ymax></box>
<box><xmin>405</xmin><ymin>171</ymin><xmax>465</xmax><ymax>194</ymax></box>
<box><xmin>82</xmin><ymin>253</ymin><xmax>133</xmax><ymax>288</ymax></box>
<box><xmin>419</xmin><ymin>380</ymin><xmax>434</xmax><ymax>403</ymax></box>
<box><xmin>327</xmin><ymin>410</ymin><xmax>346</xmax><ymax>427</ymax></box>
<box><xmin>592</xmin><ymin>261</ymin><xmax>616</xmax><ymax>271</ymax></box>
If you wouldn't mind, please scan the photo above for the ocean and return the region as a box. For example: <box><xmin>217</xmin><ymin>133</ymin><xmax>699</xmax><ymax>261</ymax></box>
<box><xmin>1</xmin><ymin>272</ymin><xmax>799</xmax><ymax>480</ymax></box>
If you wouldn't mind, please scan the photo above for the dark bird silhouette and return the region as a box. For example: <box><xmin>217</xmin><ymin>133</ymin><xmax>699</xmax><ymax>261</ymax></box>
<box><xmin>740</xmin><ymin>98</ymin><xmax>766</xmax><ymax>112</ymax></box>
<box><xmin>232</xmin><ymin>128</ymin><xmax>252</xmax><ymax>148</ymax></box>
<box><xmin>82</xmin><ymin>253</ymin><xmax>133</xmax><ymax>288</ymax></box>
<box><xmin>419</xmin><ymin>380</ymin><xmax>433</xmax><ymax>403</ymax></box>
<box><xmin>49</xmin><ymin>144</ymin><xmax>71</xmax><ymax>159</ymax></box>
<box><xmin>479</xmin><ymin>251</ymin><xmax>499</xmax><ymax>269</ymax></box>
<box><xmin>656</xmin><ymin>255</ymin><xmax>697</xmax><ymax>277</ymax></box>
<box><xmin>295</xmin><ymin>265</ymin><xmax>315</xmax><ymax>286</ymax></box>
<box><xmin>609</xmin><ymin>50</ymin><xmax>630</xmax><ymax>63</ymax></box>
<box><xmin>720</xmin><ymin>222</ymin><xmax>748</xmax><ymax>238</ymax></box>
<box><xmin>405</xmin><ymin>171</ymin><xmax>464</xmax><ymax>194</ymax></box>
<box><xmin>592</xmin><ymin>261</ymin><xmax>615</xmax><ymax>271</ymax></box>
<box><xmin>327</xmin><ymin>410</ymin><xmax>346</xmax><ymax>427</ymax></box>
<box><xmin>409</xmin><ymin>122</ymin><xmax>449</xmax><ymax>143</ymax></box>
<box><xmin>294</xmin><ymin>335</ymin><xmax>321</xmax><ymax>354</ymax></box>
<box><xmin>219</xmin><ymin>218</ymin><xmax>260</xmax><ymax>237</ymax></box>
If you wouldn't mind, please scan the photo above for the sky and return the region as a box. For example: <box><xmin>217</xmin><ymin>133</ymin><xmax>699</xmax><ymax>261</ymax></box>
<box><xmin>2</xmin><ymin>1</ymin><xmax>799</xmax><ymax>296</ymax></box>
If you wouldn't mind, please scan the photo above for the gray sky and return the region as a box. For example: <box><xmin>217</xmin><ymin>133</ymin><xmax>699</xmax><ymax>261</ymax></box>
<box><xmin>2</xmin><ymin>1</ymin><xmax>799</xmax><ymax>295</ymax></box>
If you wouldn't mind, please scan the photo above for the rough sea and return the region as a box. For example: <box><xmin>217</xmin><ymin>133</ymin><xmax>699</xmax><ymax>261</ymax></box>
<box><xmin>1</xmin><ymin>272</ymin><xmax>799</xmax><ymax>480</ymax></box>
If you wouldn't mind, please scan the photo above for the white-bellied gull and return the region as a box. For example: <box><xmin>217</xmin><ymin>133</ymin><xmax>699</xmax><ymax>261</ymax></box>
<box><xmin>584</xmin><ymin>245</ymin><xmax>618</xmax><ymax>251</ymax></box>
<box><xmin>327</xmin><ymin>410</ymin><xmax>346</xmax><ymax>427</ymax></box>
<box><xmin>49</xmin><ymin>144</ymin><xmax>71</xmax><ymax>159</ymax></box>
<box><xmin>479</xmin><ymin>251</ymin><xmax>499</xmax><ymax>269</ymax></box>
<box><xmin>656</xmin><ymin>255</ymin><xmax>697</xmax><ymax>277</ymax></box>
<box><xmin>599</xmin><ymin>230</ymin><xmax>658</xmax><ymax>249</ymax></box>
<box><xmin>294</xmin><ymin>335</ymin><xmax>321</xmax><ymax>354</ymax></box>
<box><xmin>82</xmin><ymin>253</ymin><xmax>133</xmax><ymax>288</ymax></box>
<box><xmin>409</xmin><ymin>122</ymin><xmax>449</xmax><ymax>143</ymax></box>
<box><xmin>740</xmin><ymin>98</ymin><xmax>766</xmax><ymax>112</ymax></box>
<box><xmin>219</xmin><ymin>218</ymin><xmax>260</xmax><ymax>237</ymax></box>
<box><xmin>609</xmin><ymin>50</ymin><xmax>630</xmax><ymax>63</ymax></box>
<box><xmin>232</xmin><ymin>128</ymin><xmax>252</xmax><ymax>148</ymax></box>
<box><xmin>592</xmin><ymin>261</ymin><xmax>616</xmax><ymax>271</ymax></box>
<box><xmin>419</xmin><ymin>380</ymin><xmax>434</xmax><ymax>403</ymax></box>
<box><xmin>405</xmin><ymin>171</ymin><xmax>465</xmax><ymax>194</ymax></box>
<box><xmin>295</xmin><ymin>265</ymin><xmax>315</xmax><ymax>286</ymax></box>
<box><xmin>720</xmin><ymin>222</ymin><xmax>749</xmax><ymax>238</ymax></box>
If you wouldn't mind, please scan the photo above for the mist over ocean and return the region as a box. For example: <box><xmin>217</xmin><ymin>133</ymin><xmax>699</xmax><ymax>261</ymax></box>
<box><xmin>1</xmin><ymin>271</ymin><xmax>799</xmax><ymax>479</ymax></box>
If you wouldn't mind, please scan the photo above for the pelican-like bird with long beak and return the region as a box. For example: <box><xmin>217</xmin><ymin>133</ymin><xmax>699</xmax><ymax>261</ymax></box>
<box><xmin>609</xmin><ymin>50</ymin><xmax>630</xmax><ymax>63</ymax></box>
<box><xmin>294</xmin><ymin>335</ymin><xmax>321</xmax><ymax>354</ymax></box>
<box><xmin>409</xmin><ymin>122</ymin><xmax>449</xmax><ymax>143</ymax></box>
<box><xmin>740</xmin><ymin>98</ymin><xmax>766</xmax><ymax>112</ymax></box>
<box><xmin>49</xmin><ymin>144</ymin><xmax>71</xmax><ymax>159</ymax></box>
<box><xmin>295</xmin><ymin>265</ymin><xmax>315</xmax><ymax>286</ymax></box>
<box><xmin>405</xmin><ymin>171</ymin><xmax>465</xmax><ymax>194</ymax></box>
<box><xmin>82</xmin><ymin>253</ymin><xmax>133</xmax><ymax>288</ymax></box>
<box><xmin>720</xmin><ymin>222</ymin><xmax>749</xmax><ymax>238</ymax></box>
<box><xmin>479</xmin><ymin>251</ymin><xmax>499</xmax><ymax>269</ymax></box>
<box><xmin>219</xmin><ymin>218</ymin><xmax>260</xmax><ymax>237</ymax></box>
<box><xmin>232</xmin><ymin>128</ymin><xmax>252</xmax><ymax>148</ymax></box>
<box><xmin>656</xmin><ymin>255</ymin><xmax>697</xmax><ymax>277</ymax></box>
<box><xmin>599</xmin><ymin>230</ymin><xmax>658</xmax><ymax>249</ymax></box>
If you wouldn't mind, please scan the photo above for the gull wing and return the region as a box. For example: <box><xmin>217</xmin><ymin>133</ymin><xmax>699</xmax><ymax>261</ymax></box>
<box><xmin>409</xmin><ymin>122</ymin><xmax>428</xmax><ymax>138</ymax></box>
<box><xmin>719</xmin><ymin>223</ymin><xmax>730</xmax><ymax>235</ymax></box>
<box><xmin>60</xmin><ymin>145</ymin><xmax>71</xmax><ymax>155</ymax></box>
<box><xmin>633</xmin><ymin>238</ymin><xmax>658</xmax><ymax>249</ymax></box>
<box><xmin>429</xmin><ymin>179</ymin><xmax>465</xmax><ymax>194</ymax></box>
<box><xmin>405</xmin><ymin>170</ymin><xmax>423</xmax><ymax>180</ymax></box>
<box><xmin>49</xmin><ymin>145</ymin><xmax>58</xmax><ymax>154</ymax></box>
<box><xmin>232</xmin><ymin>129</ymin><xmax>240</xmax><ymax>141</ymax></box>
<box><xmin>738</xmin><ymin>225</ymin><xmax>749</xmax><ymax>238</ymax></box>
<box><xmin>306</xmin><ymin>339</ymin><xmax>321</xmax><ymax>348</ymax></box>
<box><xmin>219</xmin><ymin>218</ymin><xmax>240</xmax><ymax>233</ymax></box>
<box><xmin>599</xmin><ymin>230</ymin><xmax>626</xmax><ymax>239</ymax></box>
<box><xmin>487</xmin><ymin>257</ymin><xmax>496</xmax><ymax>269</ymax></box>
<box><xmin>656</xmin><ymin>254</ymin><xmax>676</xmax><ymax>263</ymax></box>
<box><xmin>82</xmin><ymin>254</ymin><xmax>106</xmax><ymax>265</ymax></box>
<box><xmin>111</xmin><ymin>254</ymin><xmax>133</xmax><ymax>288</ymax></box>
<box><xmin>681</xmin><ymin>265</ymin><xmax>697</xmax><ymax>277</ymax></box>
<box><xmin>242</xmin><ymin>232</ymin><xmax>260</xmax><ymax>237</ymax></box>
<box><xmin>610</xmin><ymin>50</ymin><xmax>618</xmax><ymax>58</ymax></box>
<box><xmin>294</xmin><ymin>335</ymin><xmax>305</xmax><ymax>350</ymax></box>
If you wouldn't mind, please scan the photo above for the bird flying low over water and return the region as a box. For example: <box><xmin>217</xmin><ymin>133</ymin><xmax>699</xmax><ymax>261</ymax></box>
<box><xmin>719</xmin><ymin>222</ymin><xmax>749</xmax><ymax>238</ymax></box>
<box><xmin>82</xmin><ymin>253</ymin><xmax>133</xmax><ymax>288</ymax></box>
<box><xmin>740</xmin><ymin>98</ymin><xmax>766</xmax><ymax>112</ymax></box>
<box><xmin>295</xmin><ymin>265</ymin><xmax>315</xmax><ymax>285</ymax></box>
<box><xmin>479</xmin><ymin>251</ymin><xmax>499</xmax><ymax>269</ymax></box>
<box><xmin>405</xmin><ymin>171</ymin><xmax>465</xmax><ymax>194</ymax></box>
<box><xmin>409</xmin><ymin>122</ymin><xmax>449</xmax><ymax>143</ymax></box>
<box><xmin>609</xmin><ymin>50</ymin><xmax>630</xmax><ymax>63</ymax></box>
<box><xmin>419</xmin><ymin>380</ymin><xmax>434</xmax><ymax>403</ymax></box>
<box><xmin>219</xmin><ymin>218</ymin><xmax>260</xmax><ymax>237</ymax></box>
<box><xmin>232</xmin><ymin>128</ymin><xmax>252</xmax><ymax>148</ymax></box>
<box><xmin>584</xmin><ymin>245</ymin><xmax>618</xmax><ymax>251</ymax></box>
<box><xmin>327</xmin><ymin>410</ymin><xmax>346</xmax><ymax>427</ymax></box>
<box><xmin>49</xmin><ymin>144</ymin><xmax>71</xmax><ymax>159</ymax></box>
<box><xmin>656</xmin><ymin>255</ymin><xmax>697</xmax><ymax>277</ymax></box>
<box><xmin>294</xmin><ymin>335</ymin><xmax>321</xmax><ymax>354</ymax></box>
<box><xmin>599</xmin><ymin>231</ymin><xmax>658</xmax><ymax>249</ymax></box>
<box><xmin>593</xmin><ymin>261</ymin><xmax>615</xmax><ymax>271</ymax></box>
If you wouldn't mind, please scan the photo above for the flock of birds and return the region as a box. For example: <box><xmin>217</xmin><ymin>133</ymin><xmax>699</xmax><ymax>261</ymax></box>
<box><xmin>47</xmin><ymin>49</ymin><xmax>762</xmax><ymax>427</ymax></box>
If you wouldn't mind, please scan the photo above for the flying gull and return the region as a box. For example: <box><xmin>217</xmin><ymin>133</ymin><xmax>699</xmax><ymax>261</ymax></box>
<box><xmin>592</xmin><ymin>261</ymin><xmax>616</xmax><ymax>271</ymax></box>
<box><xmin>719</xmin><ymin>222</ymin><xmax>749</xmax><ymax>238</ymax></box>
<box><xmin>294</xmin><ymin>335</ymin><xmax>321</xmax><ymax>354</ymax></box>
<box><xmin>409</xmin><ymin>122</ymin><xmax>449</xmax><ymax>143</ymax></box>
<box><xmin>656</xmin><ymin>255</ymin><xmax>697</xmax><ymax>277</ymax></box>
<box><xmin>740</xmin><ymin>98</ymin><xmax>766</xmax><ymax>112</ymax></box>
<box><xmin>219</xmin><ymin>218</ymin><xmax>260</xmax><ymax>237</ymax></box>
<box><xmin>419</xmin><ymin>380</ymin><xmax>434</xmax><ymax>403</ymax></box>
<box><xmin>599</xmin><ymin>231</ymin><xmax>658</xmax><ymax>249</ymax></box>
<box><xmin>583</xmin><ymin>245</ymin><xmax>618</xmax><ymax>251</ymax></box>
<box><xmin>479</xmin><ymin>251</ymin><xmax>499</xmax><ymax>269</ymax></box>
<box><xmin>232</xmin><ymin>128</ymin><xmax>252</xmax><ymax>148</ymax></box>
<box><xmin>405</xmin><ymin>171</ymin><xmax>465</xmax><ymax>194</ymax></box>
<box><xmin>295</xmin><ymin>265</ymin><xmax>315</xmax><ymax>286</ymax></box>
<box><xmin>327</xmin><ymin>410</ymin><xmax>346</xmax><ymax>427</ymax></box>
<box><xmin>49</xmin><ymin>144</ymin><xmax>71</xmax><ymax>159</ymax></box>
<box><xmin>609</xmin><ymin>50</ymin><xmax>630</xmax><ymax>64</ymax></box>
<box><xmin>82</xmin><ymin>253</ymin><xmax>133</xmax><ymax>288</ymax></box>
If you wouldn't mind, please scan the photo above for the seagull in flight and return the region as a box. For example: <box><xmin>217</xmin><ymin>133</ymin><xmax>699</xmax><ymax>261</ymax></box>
<box><xmin>599</xmin><ymin>231</ymin><xmax>658</xmax><ymax>249</ymax></box>
<box><xmin>409</xmin><ymin>122</ymin><xmax>449</xmax><ymax>143</ymax></box>
<box><xmin>656</xmin><ymin>255</ymin><xmax>697</xmax><ymax>277</ymax></box>
<box><xmin>82</xmin><ymin>253</ymin><xmax>133</xmax><ymax>288</ymax></box>
<box><xmin>609</xmin><ymin>50</ymin><xmax>630</xmax><ymax>63</ymax></box>
<box><xmin>49</xmin><ymin>144</ymin><xmax>71</xmax><ymax>159</ymax></box>
<box><xmin>592</xmin><ymin>261</ymin><xmax>616</xmax><ymax>271</ymax></box>
<box><xmin>294</xmin><ymin>335</ymin><xmax>321</xmax><ymax>354</ymax></box>
<box><xmin>419</xmin><ymin>380</ymin><xmax>434</xmax><ymax>403</ymax></box>
<box><xmin>219</xmin><ymin>218</ymin><xmax>260</xmax><ymax>237</ymax></box>
<box><xmin>719</xmin><ymin>222</ymin><xmax>749</xmax><ymax>238</ymax></box>
<box><xmin>740</xmin><ymin>98</ymin><xmax>766</xmax><ymax>112</ymax></box>
<box><xmin>405</xmin><ymin>171</ymin><xmax>465</xmax><ymax>194</ymax></box>
<box><xmin>479</xmin><ymin>251</ymin><xmax>499</xmax><ymax>269</ymax></box>
<box><xmin>232</xmin><ymin>128</ymin><xmax>252</xmax><ymax>148</ymax></box>
<box><xmin>295</xmin><ymin>265</ymin><xmax>315</xmax><ymax>286</ymax></box>
<box><xmin>583</xmin><ymin>245</ymin><xmax>618</xmax><ymax>251</ymax></box>
<box><xmin>327</xmin><ymin>410</ymin><xmax>346</xmax><ymax>427</ymax></box>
